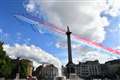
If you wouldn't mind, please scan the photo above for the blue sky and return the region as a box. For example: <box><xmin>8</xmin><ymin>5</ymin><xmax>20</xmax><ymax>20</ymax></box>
<box><xmin>1</xmin><ymin>0</ymin><xmax>120</xmax><ymax>65</ymax></box>
<box><xmin>0</xmin><ymin>0</ymin><xmax>52</xmax><ymax>49</ymax></box>
<box><xmin>0</xmin><ymin>0</ymin><xmax>68</xmax><ymax>64</ymax></box>
<box><xmin>103</xmin><ymin>14</ymin><xmax>120</xmax><ymax>47</ymax></box>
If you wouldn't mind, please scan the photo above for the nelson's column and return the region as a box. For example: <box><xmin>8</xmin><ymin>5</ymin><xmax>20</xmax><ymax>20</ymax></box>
<box><xmin>66</xmin><ymin>26</ymin><xmax>75</xmax><ymax>78</ymax></box>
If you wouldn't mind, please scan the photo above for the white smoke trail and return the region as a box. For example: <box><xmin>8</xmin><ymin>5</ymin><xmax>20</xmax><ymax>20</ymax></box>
<box><xmin>25</xmin><ymin>0</ymin><xmax>109</xmax><ymax>43</ymax></box>
<box><xmin>24</xmin><ymin>0</ymin><xmax>120</xmax><ymax>71</ymax></box>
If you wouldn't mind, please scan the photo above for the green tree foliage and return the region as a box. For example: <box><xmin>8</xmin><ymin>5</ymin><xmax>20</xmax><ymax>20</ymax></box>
<box><xmin>0</xmin><ymin>42</ymin><xmax>12</xmax><ymax>78</ymax></box>
<box><xmin>20</xmin><ymin>59</ymin><xmax>29</xmax><ymax>78</ymax></box>
<box><xmin>0</xmin><ymin>42</ymin><xmax>31</xmax><ymax>79</ymax></box>
<box><xmin>10</xmin><ymin>59</ymin><xmax>30</xmax><ymax>79</ymax></box>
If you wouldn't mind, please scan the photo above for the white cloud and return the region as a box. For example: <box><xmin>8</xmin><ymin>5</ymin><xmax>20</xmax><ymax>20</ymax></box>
<box><xmin>25</xmin><ymin>0</ymin><xmax>110</xmax><ymax>43</ymax></box>
<box><xmin>55</xmin><ymin>41</ymin><xmax>81</xmax><ymax>49</ymax></box>
<box><xmin>75</xmin><ymin>51</ymin><xmax>119</xmax><ymax>63</ymax></box>
<box><xmin>24</xmin><ymin>0</ymin><xmax>120</xmax><ymax>64</ymax></box>
<box><xmin>105</xmin><ymin>0</ymin><xmax>120</xmax><ymax>17</ymax></box>
<box><xmin>25</xmin><ymin>0</ymin><xmax>35</xmax><ymax>12</ymax></box>
<box><xmin>3</xmin><ymin>44</ymin><xmax>62</xmax><ymax>69</ymax></box>
<box><xmin>55</xmin><ymin>40</ymin><xmax>120</xmax><ymax>63</ymax></box>
<box><xmin>115</xmin><ymin>46</ymin><xmax>120</xmax><ymax>52</ymax></box>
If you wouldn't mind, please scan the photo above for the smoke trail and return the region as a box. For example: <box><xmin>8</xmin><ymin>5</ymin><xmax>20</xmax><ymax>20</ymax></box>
<box><xmin>25</xmin><ymin>0</ymin><xmax>109</xmax><ymax>43</ymax></box>
<box><xmin>15</xmin><ymin>13</ymin><xmax>120</xmax><ymax>64</ymax></box>
<box><xmin>15</xmin><ymin>13</ymin><xmax>120</xmax><ymax>65</ymax></box>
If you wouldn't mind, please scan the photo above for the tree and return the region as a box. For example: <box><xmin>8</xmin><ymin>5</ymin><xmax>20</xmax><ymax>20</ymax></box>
<box><xmin>0</xmin><ymin>42</ymin><xmax>33</xmax><ymax>79</ymax></box>
<box><xmin>20</xmin><ymin>59</ymin><xmax>29</xmax><ymax>78</ymax></box>
<box><xmin>0</xmin><ymin>42</ymin><xmax>12</xmax><ymax>78</ymax></box>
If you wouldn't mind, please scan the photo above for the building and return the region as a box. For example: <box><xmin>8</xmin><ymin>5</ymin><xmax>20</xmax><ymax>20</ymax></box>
<box><xmin>62</xmin><ymin>27</ymin><xmax>111</xmax><ymax>80</ymax></box>
<box><xmin>105</xmin><ymin>59</ymin><xmax>120</xmax><ymax>73</ymax></box>
<box><xmin>105</xmin><ymin>59</ymin><xmax>120</xmax><ymax>79</ymax></box>
<box><xmin>76</xmin><ymin>60</ymin><xmax>102</xmax><ymax>79</ymax></box>
<box><xmin>20</xmin><ymin>59</ymin><xmax>33</xmax><ymax>76</ymax></box>
<box><xmin>33</xmin><ymin>64</ymin><xmax>58</xmax><ymax>80</ymax></box>
<box><xmin>33</xmin><ymin>27</ymin><xmax>120</xmax><ymax>80</ymax></box>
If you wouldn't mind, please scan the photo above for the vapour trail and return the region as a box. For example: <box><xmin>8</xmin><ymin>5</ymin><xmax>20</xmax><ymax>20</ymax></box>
<box><xmin>15</xmin><ymin>14</ymin><xmax>120</xmax><ymax>56</ymax></box>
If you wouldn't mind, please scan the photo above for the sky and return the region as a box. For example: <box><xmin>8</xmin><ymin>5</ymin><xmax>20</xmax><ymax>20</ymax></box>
<box><xmin>0</xmin><ymin>0</ymin><xmax>120</xmax><ymax>68</ymax></box>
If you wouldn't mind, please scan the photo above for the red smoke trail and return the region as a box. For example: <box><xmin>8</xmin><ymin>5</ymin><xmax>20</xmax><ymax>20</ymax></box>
<box><xmin>39</xmin><ymin>18</ymin><xmax>120</xmax><ymax>55</ymax></box>
<box><xmin>16</xmin><ymin>14</ymin><xmax>120</xmax><ymax>55</ymax></box>
<box><xmin>42</xmin><ymin>21</ymin><xmax>65</xmax><ymax>34</ymax></box>
<box><xmin>73</xmin><ymin>34</ymin><xmax>120</xmax><ymax>55</ymax></box>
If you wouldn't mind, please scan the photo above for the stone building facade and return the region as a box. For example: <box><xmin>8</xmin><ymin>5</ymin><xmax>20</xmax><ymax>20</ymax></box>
<box><xmin>33</xmin><ymin>64</ymin><xmax>58</xmax><ymax>80</ymax></box>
